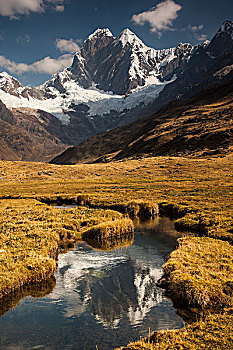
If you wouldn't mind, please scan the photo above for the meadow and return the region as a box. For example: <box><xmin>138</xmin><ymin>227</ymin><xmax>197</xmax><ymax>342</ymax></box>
<box><xmin>0</xmin><ymin>154</ymin><xmax>232</xmax><ymax>349</ymax></box>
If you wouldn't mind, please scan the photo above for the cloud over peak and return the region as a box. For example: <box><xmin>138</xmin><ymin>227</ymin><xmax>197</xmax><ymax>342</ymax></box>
<box><xmin>132</xmin><ymin>0</ymin><xmax>182</xmax><ymax>37</ymax></box>
<box><xmin>55</xmin><ymin>38</ymin><xmax>81</xmax><ymax>53</ymax></box>
<box><xmin>0</xmin><ymin>54</ymin><xmax>73</xmax><ymax>75</ymax></box>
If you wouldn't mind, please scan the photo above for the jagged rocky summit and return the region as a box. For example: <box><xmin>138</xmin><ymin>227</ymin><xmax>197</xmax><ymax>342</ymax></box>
<box><xmin>0</xmin><ymin>27</ymin><xmax>193</xmax><ymax>113</ymax></box>
<box><xmin>0</xmin><ymin>20</ymin><xmax>232</xmax><ymax>154</ymax></box>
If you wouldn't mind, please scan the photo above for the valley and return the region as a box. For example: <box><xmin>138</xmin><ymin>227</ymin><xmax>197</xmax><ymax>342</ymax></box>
<box><xmin>0</xmin><ymin>5</ymin><xmax>232</xmax><ymax>349</ymax></box>
<box><xmin>0</xmin><ymin>21</ymin><xmax>232</xmax><ymax>162</ymax></box>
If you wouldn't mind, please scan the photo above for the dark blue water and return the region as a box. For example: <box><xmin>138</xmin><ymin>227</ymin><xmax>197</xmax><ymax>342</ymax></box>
<box><xmin>0</xmin><ymin>218</ymin><xmax>183</xmax><ymax>350</ymax></box>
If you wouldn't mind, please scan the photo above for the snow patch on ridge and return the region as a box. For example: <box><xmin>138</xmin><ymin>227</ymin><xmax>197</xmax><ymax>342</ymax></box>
<box><xmin>218</xmin><ymin>19</ymin><xmax>233</xmax><ymax>40</ymax></box>
<box><xmin>86</xmin><ymin>28</ymin><xmax>114</xmax><ymax>41</ymax></box>
<box><xmin>0</xmin><ymin>75</ymin><xmax>176</xmax><ymax>122</ymax></box>
<box><xmin>117</xmin><ymin>28</ymin><xmax>144</xmax><ymax>47</ymax></box>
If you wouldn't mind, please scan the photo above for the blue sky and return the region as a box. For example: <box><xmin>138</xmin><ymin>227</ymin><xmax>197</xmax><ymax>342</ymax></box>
<box><xmin>0</xmin><ymin>0</ymin><xmax>232</xmax><ymax>86</ymax></box>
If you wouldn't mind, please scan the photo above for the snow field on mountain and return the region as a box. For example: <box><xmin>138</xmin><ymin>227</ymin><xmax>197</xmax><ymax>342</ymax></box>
<box><xmin>0</xmin><ymin>75</ymin><xmax>176</xmax><ymax>124</ymax></box>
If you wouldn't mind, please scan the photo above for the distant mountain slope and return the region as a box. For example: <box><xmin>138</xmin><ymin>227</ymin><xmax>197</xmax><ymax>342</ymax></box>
<box><xmin>67</xmin><ymin>28</ymin><xmax>192</xmax><ymax>95</ymax></box>
<box><xmin>51</xmin><ymin>80</ymin><xmax>233</xmax><ymax>164</ymax></box>
<box><xmin>0</xmin><ymin>20</ymin><xmax>232</xmax><ymax>159</ymax></box>
<box><xmin>150</xmin><ymin>20</ymin><xmax>233</xmax><ymax>112</ymax></box>
<box><xmin>0</xmin><ymin>26</ymin><xmax>192</xmax><ymax>146</ymax></box>
<box><xmin>0</xmin><ymin>101</ymin><xmax>68</xmax><ymax>161</ymax></box>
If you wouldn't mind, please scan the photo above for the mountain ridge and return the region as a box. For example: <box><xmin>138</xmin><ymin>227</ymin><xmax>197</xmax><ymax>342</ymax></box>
<box><xmin>50</xmin><ymin>80</ymin><xmax>233</xmax><ymax>164</ymax></box>
<box><xmin>0</xmin><ymin>20</ymin><xmax>232</xmax><ymax>161</ymax></box>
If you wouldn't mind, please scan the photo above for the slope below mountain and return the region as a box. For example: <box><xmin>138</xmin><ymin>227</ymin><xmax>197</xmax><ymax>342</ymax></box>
<box><xmin>1</xmin><ymin>21</ymin><xmax>233</xmax><ymax>150</ymax></box>
<box><xmin>0</xmin><ymin>28</ymin><xmax>193</xmax><ymax>147</ymax></box>
<box><xmin>0</xmin><ymin>101</ymin><xmax>68</xmax><ymax>162</ymax></box>
<box><xmin>51</xmin><ymin>81</ymin><xmax>233</xmax><ymax>164</ymax></box>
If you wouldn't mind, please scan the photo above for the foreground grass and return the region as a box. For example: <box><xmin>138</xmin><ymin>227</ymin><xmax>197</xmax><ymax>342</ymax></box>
<box><xmin>0</xmin><ymin>155</ymin><xmax>232</xmax><ymax>348</ymax></box>
<box><xmin>0</xmin><ymin>198</ymin><xmax>132</xmax><ymax>299</ymax></box>
<box><xmin>117</xmin><ymin>237</ymin><xmax>233</xmax><ymax>350</ymax></box>
<box><xmin>162</xmin><ymin>237</ymin><xmax>233</xmax><ymax>310</ymax></box>
<box><xmin>117</xmin><ymin>312</ymin><xmax>233</xmax><ymax>350</ymax></box>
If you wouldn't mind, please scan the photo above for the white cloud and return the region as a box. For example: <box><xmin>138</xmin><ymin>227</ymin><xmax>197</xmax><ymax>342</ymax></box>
<box><xmin>0</xmin><ymin>54</ymin><xmax>73</xmax><ymax>75</ymax></box>
<box><xmin>197</xmin><ymin>34</ymin><xmax>208</xmax><ymax>42</ymax></box>
<box><xmin>0</xmin><ymin>0</ymin><xmax>64</xmax><ymax>18</ymax></box>
<box><xmin>55</xmin><ymin>5</ymin><xmax>64</xmax><ymax>12</ymax></box>
<box><xmin>0</xmin><ymin>0</ymin><xmax>43</xmax><ymax>18</ymax></box>
<box><xmin>188</xmin><ymin>24</ymin><xmax>204</xmax><ymax>32</ymax></box>
<box><xmin>16</xmin><ymin>34</ymin><xmax>30</xmax><ymax>44</ymax></box>
<box><xmin>132</xmin><ymin>0</ymin><xmax>182</xmax><ymax>37</ymax></box>
<box><xmin>55</xmin><ymin>38</ymin><xmax>81</xmax><ymax>53</ymax></box>
<box><xmin>185</xmin><ymin>24</ymin><xmax>207</xmax><ymax>42</ymax></box>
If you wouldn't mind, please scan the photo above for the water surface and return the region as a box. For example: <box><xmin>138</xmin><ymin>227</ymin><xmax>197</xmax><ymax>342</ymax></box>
<box><xmin>0</xmin><ymin>217</ymin><xmax>183</xmax><ymax>350</ymax></box>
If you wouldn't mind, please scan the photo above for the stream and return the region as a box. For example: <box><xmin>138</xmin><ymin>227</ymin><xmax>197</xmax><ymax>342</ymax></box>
<box><xmin>0</xmin><ymin>217</ymin><xmax>184</xmax><ymax>350</ymax></box>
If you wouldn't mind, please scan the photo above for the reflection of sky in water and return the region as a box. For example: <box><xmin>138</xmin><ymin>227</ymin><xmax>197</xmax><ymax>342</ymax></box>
<box><xmin>0</xmin><ymin>218</ymin><xmax>184</xmax><ymax>350</ymax></box>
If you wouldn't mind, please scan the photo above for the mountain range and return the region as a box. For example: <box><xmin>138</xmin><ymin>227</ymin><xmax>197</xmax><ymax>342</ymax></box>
<box><xmin>51</xmin><ymin>80</ymin><xmax>233</xmax><ymax>164</ymax></box>
<box><xmin>0</xmin><ymin>20</ymin><xmax>232</xmax><ymax>162</ymax></box>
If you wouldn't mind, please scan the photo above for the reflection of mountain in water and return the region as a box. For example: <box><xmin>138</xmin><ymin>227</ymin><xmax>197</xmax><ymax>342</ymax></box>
<box><xmin>0</xmin><ymin>219</ymin><xmax>183</xmax><ymax>350</ymax></box>
<box><xmin>89</xmin><ymin>261</ymin><xmax>163</xmax><ymax>328</ymax></box>
<box><xmin>49</xmin><ymin>218</ymin><xmax>179</xmax><ymax>328</ymax></box>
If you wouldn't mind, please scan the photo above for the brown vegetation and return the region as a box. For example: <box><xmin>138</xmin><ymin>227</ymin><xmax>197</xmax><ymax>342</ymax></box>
<box><xmin>0</xmin><ymin>153</ymin><xmax>232</xmax><ymax>348</ymax></box>
<box><xmin>51</xmin><ymin>81</ymin><xmax>233</xmax><ymax>164</ymax></box>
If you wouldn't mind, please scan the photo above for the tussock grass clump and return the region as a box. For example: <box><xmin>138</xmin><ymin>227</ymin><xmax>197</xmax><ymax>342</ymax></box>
<box><xmin>83</xmin><ymin>218</ymin><xmax>134</xmax><ymax>247</ymax></box>
<box><xmin>38</xmin><ymin>194</ymin><xmax>159</xmax><ymax>221</ymax></box>
<box><xmin>125</xmin><ymin>200</ymin><xmax>159</xmax><ymax>219</ymax></box>
<box><xmin>174</xmin><ymin>214</ymin><xmax>209</xmax><ymax>234</ymax></box>
<box><xmin>161</xmin><ymin>236</ymin><xmax>233</xmax><ymax>309</ymax></box>
<box><xmin>0</xmin><ymin>199</ymin><xmax>133</xmax><ymax>299</ymax></box>
<box><xmin>117</xmin><ymin>311</ymin><xmax>233</xmax><ymax>349</ymax></box>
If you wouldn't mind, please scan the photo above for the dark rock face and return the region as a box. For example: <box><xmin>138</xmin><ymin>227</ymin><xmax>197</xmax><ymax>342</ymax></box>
<box><xmin>148</xmin><ymin>20</ymin><xmax>233</xmax><ymax>113</ymax></box>
<box><xmin>0</xmin><ymin>100</ymin><xmax>14</xmax><ymax>124</ymax></box>
<box><xmin>160</xmin><ymin>43</ymin><xmax>193</xmax><ymax>79</ymax></box>
<box><xmin>69</xmin><ymin>28</ymin><xmax>193</xmax><ymax>95</ymax></box>
<box><xmin>208</xmin><ymin>20</ymin><xmax>233</xmax><ymax>57</ymax></box>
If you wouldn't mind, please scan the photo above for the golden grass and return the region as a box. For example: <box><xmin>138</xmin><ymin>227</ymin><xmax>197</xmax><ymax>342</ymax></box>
<box><xmin>117</xmin><ymin>312</ymin><xmax>233</xmax><ymax>349</ymax></box>
<box><xmin>0</xmin><ymin>154</ymin><xmax>232</xmax><ymax>348</ymax></box>
<box><xmin>162</xmin><ymin>236</ymin><xmax>233</xmax><ymax>309</ymax></box>
<box><xmin>0</xmin><ymin>198</ymin><xmax>132</xmax><ymax>298</ymax></box>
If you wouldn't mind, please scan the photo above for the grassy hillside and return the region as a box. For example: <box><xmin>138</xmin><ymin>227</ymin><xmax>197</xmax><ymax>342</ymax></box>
<box><xmin>0</xmin><ymin>101</ymin><xmax>68</xmax><ymax>161</ymax></box>
<box><xmin>51</xmin><ymin>81</ymin><xmax>233</xmax><ymax>164</ymax></box>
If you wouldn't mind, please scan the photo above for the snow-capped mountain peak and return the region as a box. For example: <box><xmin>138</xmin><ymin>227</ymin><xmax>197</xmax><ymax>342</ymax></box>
<box><xmin>0</xmin><ymin>71</ymin><xmax>22</xmax><ymax>89</ymax></box>
<box><xmin>218</xmin><ymin>19</ymin><xmax>233</xmax><ymax>39</ymax></box>
<box><xmin>0</xmin><ymin>71</ymin><xmax>24</xmax><ymax>97</ymax></box>
<box><xmin>86</xmin><ymin>28</ymin><xmax>114</xmax><ymax>42</ymax></box>
<box><xmin>0</xmin><ymin>27</ymin><xmax>195</xmax><ymax>120</ymax></box>
<box><xmin>0</xmin><ymin>71</ymin><xmax>14</xmax><ymax>79</ymax></box>
<box><xmin>220</xmin><ymin>19</ymin><xmax>233</xmax><ymax>31</ymax></box>
<box><xmin>0</xmin><ymin>21</ymin><xmax>232</xmax><ymax>148</ymax></box>
<box><xmin>117</xmin><ymin>28</ymin><xmax>144</xmax><ymax>47</ymax></box>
